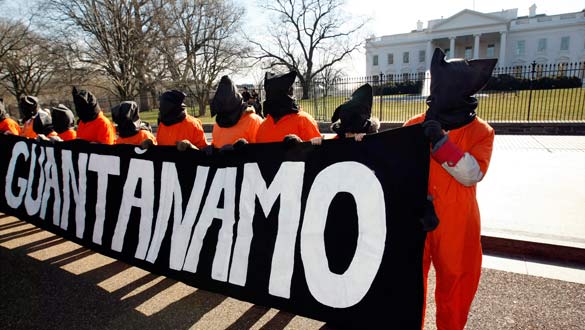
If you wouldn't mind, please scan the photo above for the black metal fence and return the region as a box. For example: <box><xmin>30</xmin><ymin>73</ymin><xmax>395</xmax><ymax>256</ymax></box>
<box><xmin>287</xmin><ymin>61</ymin><xmax>585</xmax><ymax>123</ymax></box>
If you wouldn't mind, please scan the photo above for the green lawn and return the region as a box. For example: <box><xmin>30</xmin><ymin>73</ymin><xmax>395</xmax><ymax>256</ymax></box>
<box><xmin>104</xmin><ymin>106</ymin><xmax>216</xmax><ymax>125</ymax></box>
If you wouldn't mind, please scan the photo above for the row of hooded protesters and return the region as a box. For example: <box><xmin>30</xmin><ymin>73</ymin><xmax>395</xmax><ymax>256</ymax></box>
<box><xmin>0</xmin><ymin>71</ymin><xmax>379</xmax><ymax>149</ymax></box>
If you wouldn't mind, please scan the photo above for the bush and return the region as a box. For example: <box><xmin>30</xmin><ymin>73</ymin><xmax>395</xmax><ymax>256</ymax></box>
<box><xmin>485</xmin><ymin>74</ymin><xmax>582</xmax><ymax>91</ymax></box>
<box><xmin>374</xmin><ymin>80</ymin><xmax>423</xmax><ymax>96</ymax></box>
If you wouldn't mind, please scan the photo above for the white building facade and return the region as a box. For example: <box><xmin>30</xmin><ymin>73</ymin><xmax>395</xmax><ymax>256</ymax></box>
<box><xmin>365</xmin><ymin>6</ymin><xmax>585</xmax><ymax>77</ymax></box>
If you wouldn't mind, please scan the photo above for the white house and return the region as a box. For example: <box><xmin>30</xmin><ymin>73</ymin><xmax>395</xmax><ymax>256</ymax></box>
<box><xmin>365</xmin><ymin>5</ymin><xmax>585</xmax><ymax>77</ymax></box>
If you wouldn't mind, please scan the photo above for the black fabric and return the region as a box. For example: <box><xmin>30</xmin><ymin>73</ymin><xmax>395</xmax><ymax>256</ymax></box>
<box><xmin>263</xmin><ymin>71</ymin><xmax>299</xmax><ymax>121</ymax></box>
<box><xmin>0</xmin><ymin>127</ymin><xmax>429</xmax><ymax>329</ymax></box>
<box><xmin>0</xmin><ymin>98</ymin><xmax>6</xmax><ymax>121</ymax></box>
<box><xmin>158</xmin><ymin>90</ymin><xmax>187</xmax><ymax>126</ymax></box>
<box><xmin>72</xmin><ymin>87</ymin><xmax>101</xmax><ymax>123</ymax></box>
<box><xmin>331</xmin><ymin>84</ymin><xmax>374</xmax><ymax>135</ymax></box>
<box><xmin>19</xmin><ymin>95</ymin><xmax>40</xmax><ymax>122</ymax></box>
<box><xmin>51</xmin><ymin>104</ymin><xmax>75</xmax><ymax>133</ymax></box>
<box><xmin>211</xmin><ymin>76</ymin><xmax>248</xmax><ymax>128</ymax></box>
<box><xmin>32</xmin><ymin>110</ymin><xmax>54</xmax><ymax>135</ymax></box>
<box><xmin>426</xmin><ymin>48</ymin><xmax>497</xmax><ymax>130</ymax></box>
<box><xmin>112</xmin><ymin>101</ymin><xmax>142</xmax><ymax>138</ymax></box>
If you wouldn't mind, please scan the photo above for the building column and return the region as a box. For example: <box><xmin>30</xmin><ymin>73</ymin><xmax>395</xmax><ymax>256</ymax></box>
<box><xmin>449</xmin><ymin>37</ymin><xmax>456</xmax><ymax>59</ymax></box>
<box><xmin>499</xmin><ymin>31</ymin><xmax>507</xmax><ymax>66</ymax></box>
<box><xmin>473</xmin><ymin>34</ymin><xmax>481</xmax><ymax>59</ymax></box>
<box><xmin>426</xmin><ymin>40</ymin><xmax>433</xmax><ymax>69</ymax></box>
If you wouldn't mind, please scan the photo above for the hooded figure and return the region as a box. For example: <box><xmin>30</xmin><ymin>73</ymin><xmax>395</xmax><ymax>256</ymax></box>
<box><xmin>403</xmin><ymin>48</ymin><xmax>496</xmax><ymax>330</ymax></box>
<box><xmin>112</xmin><ymin>101</ymin><xmax>156</xmax><ymax>145</ymax></box>
<box><xmin>156</xmin><ymin>89</ymin><xmax>208</xmax><ymax>149</ymax></box>
<box><xmin>210</xmin><ymin>76</ymin><xmax>263</xmax><ymax>148</ymax></box>
<box><xmin>33</xmin><ymin>109</ymin><xmax>56</xmax><ymax>136</ymax></box>
<box><xmin>158</xmin><ymin>90</ymin><xmax>187</xmax><ymax>126</ymax></box>
<box><xmin>256</xmin><ymin>70</ymin><xmax>320</xmax><ymax>143</ymax></box>
<box><xmin>72</xmin><ymin>87</ymin><xmax>100</xmax><ymax>123</ymax></box>
<box><xmin>425</xmin><ymin>48</ymin><xmax>497</xmax><ymax>131</ymax></box>
<box><xmin>50</xmin><ymin>104</ymin><xmax>77</xmax><ymax>141</ymax></box>
<box><xmin>330</xmin><ymin>83</ymin><xmax>379</xmax><ymax>136</ymax></box>
<box><xmin>72</xmin><ymin>87</ymin><xmax>115</xmax><ymax>144</ymax></box>
<box><xmin>19</xmin><ymin>95</ymin><xmax>41</xmax><ymax>138</ymax></box>
<box><xmin>0</xmin><ymin>98</ymin><xmax>21</xmax><ymax>135</ymax></box>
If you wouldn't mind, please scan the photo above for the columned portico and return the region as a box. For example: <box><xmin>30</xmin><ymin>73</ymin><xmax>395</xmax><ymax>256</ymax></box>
<box><xmin>426</xmin><ymin>40</ymin><xmax>433</xmax><ymax>68</ymax></box>
<box><xmin>473</xmin><ymin>34</ymin><xmax>481</xmax><ymax>58</ymax></box>
<box><xmin>449</xmin><ymin>37</ymin><xmax>456</xmax><ymax>58</ymax></box>
<box><xmin>499</xmin><ymin>31</ymin><xmax>507</xmax><ymax>66</ymax></box>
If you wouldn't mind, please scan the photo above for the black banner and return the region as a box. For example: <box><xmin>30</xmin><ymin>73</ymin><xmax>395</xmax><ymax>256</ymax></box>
<box><xmin>0</xmin><ymin>126</ymin><xmax>429</xmax><ymax>329</ymax></box>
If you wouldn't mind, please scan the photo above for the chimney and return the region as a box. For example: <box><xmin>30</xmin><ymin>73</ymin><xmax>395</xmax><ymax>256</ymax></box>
<box><xmin>529</xmin><ymin>4</ymin><xmax>537</xmax><ymax>17</ymax></box>
<box><xmin>416</xmin><ymin>20</ymin><xmax>423</xmax><ymax>31</ymax></box>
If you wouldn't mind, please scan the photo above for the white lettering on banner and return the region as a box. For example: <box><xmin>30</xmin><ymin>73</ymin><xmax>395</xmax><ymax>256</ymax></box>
<box><xmin>5</xmin><ymin>141</ymin><xmax>29</xmax><ymax>209</ymax></box>
<box><xmin>40</xmin><ymin>147</ymin><xmax>62</xmax><ymax>225</ymax></box>
<box><xmin>24</xmin><ymin>144</ymin><xmax>45</xmax><ymax>216</ymax></box>
<box><xmin>146</xmin><ymin>163</ymin><xmax>210</xmax><ymax>270</ymax></box>
<box><xmin>301</xmin><ymin>161</ymin><xmax>386</xmax><ymax>308</ymax></box>
<box><xmin>229</xmin><ymin>162</ymin><xmax>305</xmax><ymax>299</ymax></box>
<box><xmin>88</xmin><ymin>154</ymin><xmax>120</xmax><ymax>245</ymax></box>
<box><xmin>60</xmin><ymin>151</ymin><xmax>88</xmax><ymax>238</ymax></box>
<box><xmin>183</xmin><ymin>167</ymin><xmax>237</xmax><ymax>281</ymax></box>
<box><xmin>111</xmin><ymin>159</ymin><xmax>155</xmax><ymax>260</ymax></box>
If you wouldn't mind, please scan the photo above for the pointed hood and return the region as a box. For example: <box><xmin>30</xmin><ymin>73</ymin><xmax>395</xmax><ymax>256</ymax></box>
<box><xmin>112</xmin><ymin>101</ymin><xmax>142</xmax><ymax>138</ymax></box>
<box><xmin>158</xmin><ymin>89</ymin><xmax>187</xmax><ymax>126</ymax></box>
<box><xmin>426</xmin><ymin>48</ymin><xmax>497</xmax><ymax>130</ymax></box>
<box><xmin>33</xmin><ymin>109</ymin><xmax>54</xmax><ymax>136</ymax></box>
<box><xmin>19</xmin><ymin>95</ymin><xmax>40</xmax><ymax>122</ymax></box>
<box><xmin>0</xmin><ymin>98</ymin><xmax>7</xmax><ymax>121</ymax></box>
<box><xmin>50</xmin><ymin>104</ymin><xmax>75</xmax><ymax>133</ymax></box>
<box><xmin>262</xmin><ymin>70</ymin><xmax>299</xmax><ymax>120</ymax></box>
<box><xmin>210</xmin><ymin>75</ymin><xmax>248</xmax><ymax>128</ymax></box>
<box><xmin>331</xmin><ymin>83</ymin><xmax>374</xmax><ymax>134</ymax></box>
<box><xmin>72</xmin><ymin>87</ymin><xmax>101</xmax><ymax>123</ymax></box>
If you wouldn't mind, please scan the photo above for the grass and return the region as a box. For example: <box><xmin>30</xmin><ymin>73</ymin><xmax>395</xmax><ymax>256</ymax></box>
<box><xmin>103</xmin><ymin>106</ymin><xmax>216</xmax><ymax>125</ymax></box>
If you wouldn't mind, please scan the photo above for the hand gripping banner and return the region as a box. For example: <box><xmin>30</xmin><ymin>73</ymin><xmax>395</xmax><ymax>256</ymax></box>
<box><xmin>0</xmin><ymin>125</ymin><xmax>429</xmax><ymax>329</ymax></box>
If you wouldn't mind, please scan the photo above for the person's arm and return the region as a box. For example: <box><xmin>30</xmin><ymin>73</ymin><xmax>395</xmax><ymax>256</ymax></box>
<box><xmin>191</xmin><ymin>119</ymin><xmax>209</xmax><ymax>149</ymax></box>
<box><xmin>247</xmin><ymin>115</ymin><xmax>263</xmax><ymax>143</ymax></box>
<box><xmin>299</xmin><ymin>115</ymin><xmax>321</xmax><ymax>141</ymax></box>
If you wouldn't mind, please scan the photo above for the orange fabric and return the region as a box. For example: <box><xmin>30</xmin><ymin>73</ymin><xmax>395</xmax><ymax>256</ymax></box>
<box><xmin>0</xmin><ymin>118</ymin><xmax>21</xmax><ymax>135</ymax></box>
<box><xmin>404</xmin><ymin>114</ymin><xmax>494</xmax><ymax>330</ymax></box>
<box><xmin>157</xmin><ymin>115</ymin><xmax>208</xmax><ymax>149</ymax></box>
<box><xmin>21</xmin><ymin>119</ymin><xmax>37</xmax><ymax>139</ymax></box>
<box><xmin>76</xmin><ymin>112</ymin><xmax>116</xmax><ymax>145</ymax></box>
<box><xmin>211</xmin><ymin>111</ymin><xmax>263</xmax><ymax>148</ymax></box>
<box><xmin>116</xmin><ymin>130</ymin><xmax>157</xmax><ymax>146</ymax></box>
<box><xmin>47</xmin><ymin>131</ymin><xmax>58</xmax><ymax>138</ymax></box>
<box><xmin>58</xmin><ymin>129</ymin><xmax>77</xmax><ymax>141</ymax></box>
<box><xmin>255</xmin><ymin>111</ymin><xmax>321</xmax><ymax>143</ymax></box>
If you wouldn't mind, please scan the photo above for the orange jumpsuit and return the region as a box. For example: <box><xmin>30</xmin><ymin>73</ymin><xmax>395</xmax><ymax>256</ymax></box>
<box><xmin>212</xmin><ymin>111</ymin><xmax>263</xmax><ymax>148</ymax></box>
<box><xmin>405</xmin><ymin>114</ymin><xmax>494</xmax><ymax>330</ymax></box>
<box><xmin>255</xmin><ymin>111</ymin><xmax>321</xmax><ymax>143</ymax></box>
<box><xmin>157</xmin><ymin>115</ymin><xmax>208</xmax><ymax>149</ymax></box>
<box><xmin>116</xmin><ymin>130</ymin><xmax>157</xmax><ymax>146</ymax></box>
<box><xmin>21</xmin><ymin>118</ymin><xmax>37</xmax><ymax>139</ymax></box>
<box><xmin>0</xmin><ymin>118</ymin><xmax>21</xmax><ymax>135</ymax></box>
<box><xmin>58</xmin><ymin>129</ymin><xmax>77</xmax><ymax>141</ymax></box>
<box><xmin>76</xmin><ymin>112</ymin><xmax>116</xmax><ymax>145</ymax></box>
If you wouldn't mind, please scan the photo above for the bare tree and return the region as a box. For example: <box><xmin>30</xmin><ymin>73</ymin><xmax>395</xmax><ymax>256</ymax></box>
<box><xmin>0</xmin><ymin>19</ymin><xmax>29</xmax><ymax>74</ymax></box>
<box><xmin>250</xmin><ymin>0</ymin><xmax>365</xmax><ymax>99</ymax></box>
<box><xmin>317</xmin><ymin>64</ymin><xmax>345</xmax><ymax>97</ymax></box>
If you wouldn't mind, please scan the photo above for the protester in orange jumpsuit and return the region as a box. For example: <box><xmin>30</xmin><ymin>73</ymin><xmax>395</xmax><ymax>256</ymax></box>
<box><xmin>19</xmin><ymin>95</ymin><xmax>40</xmax><ymax>139</ymax></box>
<box><xmin>210</xmin><ymin>75</ymin><xmax>263</xmax><ymax>148</ymax></box>
<box><xmin>32</xmin><ymin>109</ymin><xmax>59</xmax><ymax>139</ymax></box>
<box><xmin>330</xmin><ymin>83</ymin><xmax>380</xmax><ymax>140</ymax></box>
<box><xmin>73</xmin><ymin>87</ymin><xmax>115</xmax><ymax>145</ymax></box>
<box><xmin>404</xmin><ymin>48</ymin><xmax>496</xmax><ymax>330</ymax></box>
<box><xmin>256</xmin><ymin>71</ymin><xmax>321</xmax><ymax>143</ymax></box>
<box><xmin>156</xmin><ymin>90</ymin><xmax>208</xmax><ymax>150</ymax></box>
<box><xmin>50</xmin><ymin>104</ymin><xmax>77</xmax><ymax>141</ymax></box>
<box><xmin>0</xmin><ymin>98</ymin><xmax>21</xmax><ymax>135</ymax></box>
<box><xmin>111</xmin><ymin>101</ymin><xmax>156</xmax><ymax>146</ymax></box>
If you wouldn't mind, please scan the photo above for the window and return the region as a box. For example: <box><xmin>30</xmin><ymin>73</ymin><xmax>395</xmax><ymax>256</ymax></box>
<box><xmin>537</xmin><ymin>38</ymin><xmax>547</xmax><ymax>52</ymax></box>
<box><xmin>558</xmin><ymin>63</ymin><xmax>567</xmax><ymax>77</ymax></box>
<box><xmin>486</xmin><ymin>44</ymin><xmax>495</xmax><ymax>57</ymax></box>
<box><xmin>444</xmin><ymin>48</ymin><xmax>450</xmax><ymax>58</ymax></box>
<box><xmin>387</xmin><ymin>53</ymin><xmax>394</xmax><ymax>65</ymax></box>
<box><xmin>419</xmin><ymin>50</ymin><xmax>425</xmax><ymax>63</ymax></box>
<box><xmin>516</xmin><ymin>40</ymin><xmax>525</xmax><ymax>56</ymax></box>
<box><xmin>373</xmin><ymin>55</ymin><xmax>378</xmax><ymax>66</ymax></box>
<box><xmin>560</xmin><ymin>36</ymin><xmax>570</xmax><ymax>51</ymax></box>
<box><xmin>403</xmin><ymin>52</ymin><xmax>409</xmax><ymax>64</ymax></box>
<box><xmin>464</xmin><ymin>46</ymin><xmax>472</xmax><ymax>59</ymax></box>
<box><xmin>536</xmin><ymin>64</ymin><xmax>544</xmax><ymax>79</ymax></box>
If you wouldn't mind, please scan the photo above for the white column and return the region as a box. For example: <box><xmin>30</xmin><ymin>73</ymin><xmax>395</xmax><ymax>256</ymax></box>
<box><xmin>499</xmin><ymin>31</ymin><xmax>507</xmax><ymax>66</ymax></box>
<box><xmin>449</xmin><ymin>37</ymin><xmax>456</xmax><ymax>59</ymax></box>
<box><xmin>473</xmin><ymin>34</ymin><xmax>481</xmax><ymax>59</ymax></box>
<box><xmin>426</xmin><ymin>40</ymin><xmax>433</xmax><ymax>69</ymax></box>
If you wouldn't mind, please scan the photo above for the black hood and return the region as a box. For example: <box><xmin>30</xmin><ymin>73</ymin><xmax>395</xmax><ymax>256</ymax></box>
<box><xmin>331</xmin><ymin>83</ymin><xmax>373</xmax><ymax>135</ymax></box>
<box><xmin>33</xmin><ymin>110</ymin><xmax>54</xmax><ymax>135</ymax></box>
<box><xmin>211</xmin><ymin>75</ymin><xmax>248</xmax><ymax>128</ymax></box>
<box><xmin>425</xmin><ymin>48</ymin><xmax>497</xmax><ymax>130</ymax></box>
<box><xmin>263</xmin><ymin>71</ymin><xmax>299</xmax><ymax>121</ymax></box>
<box><xmin>158</xmin><ymin>90</ymin><xmax>187</xmax><ymax>126</ymax></box>
<box><xmin>19</xmin><ymin>95</ymin><xmax>40</xmax><ymax>122</ymax></box>
<box><xmin>72</xmin><ymin>87</ymin><xmax>101</xmax><ymax>123</ymax></box>
<box><xmin>50</xmin><ymin>104</ymin><xmax>75</xmax><ymax>133</ymax></box>
<box><xmin>0</xmin><ymin>98</ymin><xmax>7</xmax><ymax>121</ymax></box>
<box><xmin>112</xmin><ymin>101</ymin><xmax>142</xmax><ymax>138</ymax></box>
